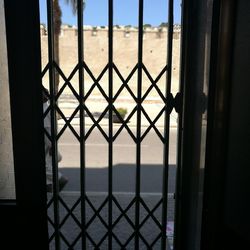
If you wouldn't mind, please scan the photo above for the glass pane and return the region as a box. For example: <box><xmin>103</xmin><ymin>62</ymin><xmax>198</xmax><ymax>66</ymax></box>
<box><xmin>0</xmin><ymin>0</ymin><xmax>16</xmax><ymax>199</ymax></box>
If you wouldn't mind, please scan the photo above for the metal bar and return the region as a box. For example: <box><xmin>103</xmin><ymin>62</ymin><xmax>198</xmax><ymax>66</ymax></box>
<box><xmin>139</xmin><ymin>232</ymin><xmax>151</xmax><ymax>248</ymax></box>
<box><xmin>113</xmin><ymin>107</ymin><xmax>137</xmax><ymax>142</ymax></box>
<box><xmin>59</xmin><ymin>233</ymin><xmax>71</xmax><ymax>248</ymax></box>
<box><xmin>113</xmin><ymin>63</ymin><xmax>138</xmax><ymax>101</ymax></box>
<box><xmin>108</xmin><ymin>0</ymin><xmax>114</xmax><ymax>249</ymax></box>
<box><xmin>83</xmin><ymin>62</ymin><xmax>109</xmax><ymax>101</ymax></box>
<box><xmin>53</xmin><ymin>63</ymin><xmax>80</xmax><ymax>101</ymax></box>
<box><xmin>76</xmin><ymin>1</ymin><xmax>86</xmax><ymax>249</ymax></box>
<box><xmin>42</xmin><ymin>63</ymin><xmax>50</xmax><ymax>77</ymax></box>
<box><xmin>85</xmin><ymin>198</ymin><xmax>108</xmax><ymax>230</ymax></box>
<box><xmin>123</xmin><ymin>232</ymin><xmax>136</xmax><ymax>248</ymax></box>
<box><xmin>85</xmin><ymin>196</ymin><xmax>109</xmax><ymax>228</ymax></box>
<box><xmin>83</xmin><ymin>106</ymin><xmax>109</xmax><ymax>142</ymax></box>
<box><xmin>139</xmin><ymin>198</ymin><xmax>163</xmax><ymax>230</ymax></box>
<box><xmin>141</xmin><ymin>64</ymin><xmax>167</xmax><ymax>102</ymax></box>
<box><xmin>85</xmin><ymin>233</ymin><xmax>98</xmax><ymax>248</ymax></box>
<box><xmin>59</xmin><ymin>197</ymin><xmax>81</xmax><ymax>228</ymax></box>
<box><xmin>46</xmin><ymin>0</ymin><xmax>60</xmax><ymax>248</ymax></box>
<box><xmin>112</xmin><ymin>197</ymin><xmax>135</xmax><ymax>229</ymax></box>
<box><xmin>141</xmin><ymin>107</ymin><xmax>165</xmax><ymax>143</ymax></box>
<box><xmin>112</xmin><ymin>198</ymin><xmax>135</xmax><ymax>227</ymax></box>
<box><xmin>162</xmin><ymin>0</ymin><xmax>174</xmax><ymax>249</ymax></box>
<box><xmin>151</xmin><ymin>233</ymin><xmax>163</xmax><ymax>248</ymax></box>
<box><xmin>140</xmin><ymin>198</ymin><xmax>162</xmax><ymax>230</ymax></box>
<box><xmin>56</xmin><ymin>106</ymin><xmax>81</xmax><ymax>141</ymax></box>
<box><xmin>135</xmin><ymin>0</ymin><xmax>144</xmax><ymax>249</ymax></box>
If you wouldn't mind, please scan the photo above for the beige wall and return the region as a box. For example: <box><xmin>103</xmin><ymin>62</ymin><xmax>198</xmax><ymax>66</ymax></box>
<box><xmin>0</xmin><ymin>0</ymin><xmax>15</xmax><ymax>199</ymax></box>
<box><xmin>41</xmin><ymin>26</ymin><xmax>181</xmax><ymax>97</ymax></box>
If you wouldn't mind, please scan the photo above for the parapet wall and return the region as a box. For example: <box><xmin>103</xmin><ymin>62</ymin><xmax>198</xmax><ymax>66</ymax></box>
<box><xmin>40</xmin><ymin>25</ymin><xmax>181</xmax><ymax>96</ymax></box>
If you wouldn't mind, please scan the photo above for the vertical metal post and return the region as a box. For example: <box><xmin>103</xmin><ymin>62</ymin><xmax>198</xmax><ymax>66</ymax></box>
<box><xmin>162</xmin><ymin>0</ymin><xmax>174</xmax><ymax>249</ymax></box>
<box><xmin>135</xmin><ymin>0</ymin><xmax>144</xmax><ymax>249</ymax></box>
<box><xmin>46</xmin><ymin>0</ymin><xmax>60</xmax><ymax>248</ymax></box>
<box><xmin>174</xmin><ymin>0</ymin><xmax>186</xmax><ymax>249</ymax></box>
<box><xmin>77</xmin><ymin>1</ymin><xmax>86</xmax><ymax>249</ymax></box>
<box><xmin>108</xmin><ymin>0</ymin><xmax>114</xmax><ymax>249</ymax></box>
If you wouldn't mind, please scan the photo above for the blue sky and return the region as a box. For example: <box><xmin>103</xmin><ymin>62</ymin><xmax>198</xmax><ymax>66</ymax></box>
<box><xmin>39</xmin><ymin>0</ymin><xmax>182</xmax><ymax>26</ymax></box>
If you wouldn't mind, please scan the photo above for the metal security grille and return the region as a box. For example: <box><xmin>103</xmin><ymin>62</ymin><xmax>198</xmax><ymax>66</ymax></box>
<box><xmin>42</xmin><ymin>0</ymin><xmax>178</xmax><ymax>249</ymax></box>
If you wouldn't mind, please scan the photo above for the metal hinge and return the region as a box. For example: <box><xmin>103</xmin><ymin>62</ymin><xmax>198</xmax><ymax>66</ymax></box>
<box><xmin>173</xmin><ymin>92</ymin><xmax>183</xmax><ymax>114</ymax></box>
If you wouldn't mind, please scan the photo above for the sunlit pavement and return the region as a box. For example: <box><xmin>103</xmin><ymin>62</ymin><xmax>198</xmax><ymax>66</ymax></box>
<box><xmin>57</xmin><ymin>96</ymin><xmax>178</xmax><ymax>128</ymax></box>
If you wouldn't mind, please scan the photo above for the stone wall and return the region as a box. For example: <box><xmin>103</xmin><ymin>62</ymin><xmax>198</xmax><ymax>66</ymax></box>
<box><xmin>40</xmin><ymin>25</ymin><xmax>181</xmax><ymax>97</ymax></box>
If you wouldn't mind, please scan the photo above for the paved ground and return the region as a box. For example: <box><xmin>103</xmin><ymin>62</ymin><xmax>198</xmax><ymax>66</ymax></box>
<box><xmin>47</xmin><ymin>95</ymin><xmax>177</xmax><ymax>249</ymax></box>
<box><xmin>60</xmin><ymin>164</ymin><xmax>177</xmax><ymax>194</ymax></box>
<box><xmin>47</xmin><ymin>192</ymin><xmax>174</xmax><ymax>250</ymax></box>
<box><xmin>57</xmin><ymin>95</ymin><xmax>178</xmax><ymax>128</ymax></box>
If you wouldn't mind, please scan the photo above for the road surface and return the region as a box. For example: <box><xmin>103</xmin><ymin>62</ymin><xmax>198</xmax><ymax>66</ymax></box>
<box><xmin>57</xmin><ymin>126</ymin><xmax>178</xmax><ymax>193</ymax></box>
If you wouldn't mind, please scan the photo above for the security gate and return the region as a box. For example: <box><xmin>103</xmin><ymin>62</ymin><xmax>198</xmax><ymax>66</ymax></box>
<box><xmin>42</xmin><ymin>0</ymin><xmax>180</xmax><ymax>249</ymax></box>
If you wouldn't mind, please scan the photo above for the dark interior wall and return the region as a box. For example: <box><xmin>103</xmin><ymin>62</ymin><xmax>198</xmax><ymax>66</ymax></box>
<box><xmin>224</xmin><ymin>0</ymin><xmax>250</xmax><ymax>241</ymax></box>
<box><xmin>200</xmin><ymin>1</ymin><xmax>250</xmax><ymax>249</ymax></box>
